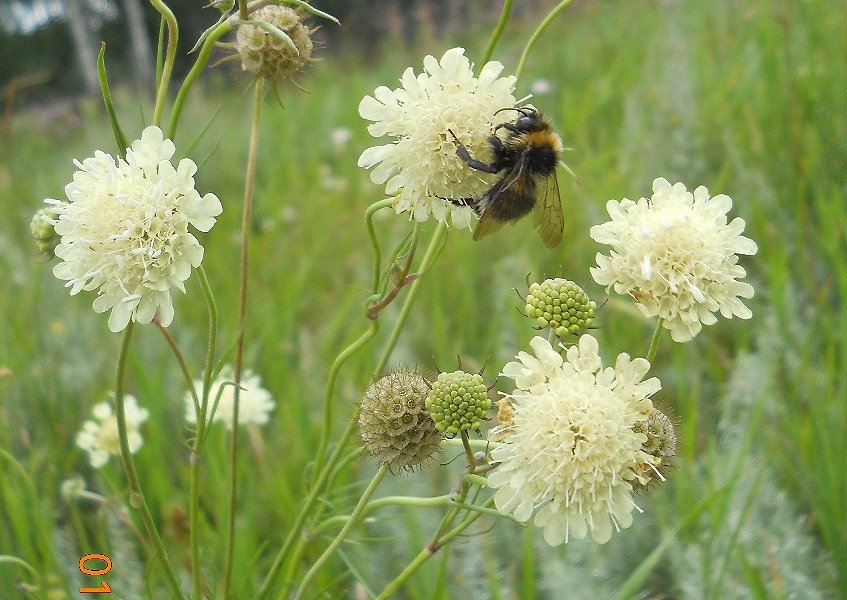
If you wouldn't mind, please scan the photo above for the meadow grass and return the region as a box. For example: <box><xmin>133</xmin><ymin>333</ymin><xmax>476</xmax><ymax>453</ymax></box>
<box><xmin>1</xmin><ymin>0</ymin><xmax>845</xmax><ymax>597</ymax></box>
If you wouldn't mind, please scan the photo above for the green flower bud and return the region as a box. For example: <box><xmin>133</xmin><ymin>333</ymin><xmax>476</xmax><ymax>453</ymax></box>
<box><xmin>425</xmin><ymin>370</ymin><xmax>491</xmax><ymax>434</ymax></box>
<box><xmin>31</xmin><ymin>207</ymin><xmax>60</xmax><ymax>258</ymax></box>
<box><xmin>525</xmin><ymin>278</ymin><xmax>596</xmax><ymax>337</ymax></box>
<box><xmin>236</xmin><ymin>5</ymin><xmax>315</xmax><ymax>80</ymax></box>
<box><xmin>358</xmin><ymin>369</ymin><xmax>442</xmax><ymax>471</ymax></box>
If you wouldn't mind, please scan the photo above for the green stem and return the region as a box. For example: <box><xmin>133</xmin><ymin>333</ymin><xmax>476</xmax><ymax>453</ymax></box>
<box><xmin>375</xmin><ymin>498</ymin><xmax>493</xmax><ymax>600</ymax></box>
<box><xmin>311</xmin><ymin>495</ymin><xmax>452</xmax><ymax>537</ymax></box>
<box><xmin>187</xmin><ymin>267</ymin><xmax>218</xmax><ymax>600</ymax></box>
<box><xmin>460</xmin><ymin>430</ymin><xmax>475</xmax><ymax>466</ymax></box>
<box><xmin>168</xmin><ymin>20</ymin><xmax>232</xmax><ymax>140</ymax></box>
<box><xmin>155</xmin><ymin>322</ymin><xmax>200</xmax><ymax>416</ymax></box>
<box><xmin>294</xmin><ymin>465</ymin><xmax>389</xmax><ymax>599</ymax></box>
<box><xmin>113</xmin><ymin>324</ymin><xmax>185</xmax><ymax>599</ymax></box>
<box><xmin>515</xmin><ymin>0</ymin><xmax>578</xmax><ymax>81</ymax></box>
<box><xmin>313</xmin><ymin>325</ymin><xmax>380</xmax><ymax>473</ymax></box>
<box><xmin>366</xmin><ymin>198</ymin><xmax>395</xmax><ymax>294</ymax></box>
<box><xmin>148</xmin><ymin>0</ymin><xmax>178</xmax><ymax>127</ymax></box>
<box><xmin>646</xmin><ymin>318</ymin><xmax>665</xmax><ymax>363</ymax></box>
<box><xmin>479</xmin><ymin>0</ymin><xmax>513</xmax><ymax>68</ymax></box>
<box><xmin>260</xmin><ymin>222</ymin><xmax>448</xmax><ymax>598</ymax></box>
<box><xmin>223</xmin><ymin>77</ymin><xmax>265</xmax><ymax>597</ymax></box>
<box><xmin>375</xmin><ymin>222</ymin><xmax>447</xmax><ymax>372</ymax></box>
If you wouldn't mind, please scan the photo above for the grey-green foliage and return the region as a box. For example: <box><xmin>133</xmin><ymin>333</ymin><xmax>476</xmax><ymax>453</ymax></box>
<box><xmin>669</xmin><ymin>310</ymin><xmax>836</xmax><ymax>600</ymax></box>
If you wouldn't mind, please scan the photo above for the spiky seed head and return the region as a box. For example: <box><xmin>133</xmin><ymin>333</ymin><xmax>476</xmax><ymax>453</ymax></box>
<box><xmin>525</xmin><ymin>278</ymin><xmax>596</xmax><ymax>337</ymax></box>
<box><xmin>632</xmin><ymin>407</ymin><xmax>677</xmax><ymax>492</ymax></box>
<box><xmin>425</xmin><ymin>370</ymin><xmax>491</xmax><ymax>434</ymax></box>
<box><xmin>358</xmin><ymin>369</ymin><xmax>442</xmax><ymax>471</ymax></box>
<box><xmin>236</xmin><ymin>5</ymin><xmax>314</xmax><ymax>80</ymax></box>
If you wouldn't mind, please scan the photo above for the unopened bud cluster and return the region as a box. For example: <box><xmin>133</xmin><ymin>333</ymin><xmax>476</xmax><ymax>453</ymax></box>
<box><xmin>236</xmin><ymin>5</ymin><xmax>314</xmax><ymax>79</ymax></box>
<box><xmin>632</xmin><ymin>408</ymin><xmax>677</xmax><ymax>491</ymax></box>
<box><xmin>425</xmin><ymin>370</ymin><xmax>490</xmax><ymax>434</ymax></box>
<box><xmin>31</xmin><ymin>207</ymin><xmax>60</xmax><ymax>258</ymax></box>
<box><xmin>358</xmin><ymin>370</ymin><xmax>442</xmax><ymax>471</ymax></box>
<box><xmin>525</xmin><ymin>278</ymin><xmax>596</xmax><ymax>337</ymax></box>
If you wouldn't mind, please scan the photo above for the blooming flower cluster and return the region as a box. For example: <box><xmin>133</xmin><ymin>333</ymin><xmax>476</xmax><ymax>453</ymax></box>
<box><xmin>45</xmin><ymin>126</ymin><xmax>222</xmax><ymax>332</ymax></box>
<box><xmin>358</xmin><ymin>47</ymin><xmax>516</xmax><ymax>227</ymax></box>
<box><xmin>185</xmin><ymin>365</ymin><xmax>275</xmax><ymax>430</ymax></box>
<box><xmin>76</xmin><ymin>395</ymin><xmax>149</xmax><ymax>469</ymax></box>
<box><xmin>488</xmin><ymin>335</ymin><xmax>661</xmax><ymax>545</ymax></box>
<box><xmin>590</xmin><ymin>177</ymin><xmax>757</xmax><ymax>342</ymax></box>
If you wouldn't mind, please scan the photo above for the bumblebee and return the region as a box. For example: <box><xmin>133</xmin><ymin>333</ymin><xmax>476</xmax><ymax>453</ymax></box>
<box><xmin>448</xmin><ymin>107</ymin><xmax>564</xmax><ymax>248</ymax></box>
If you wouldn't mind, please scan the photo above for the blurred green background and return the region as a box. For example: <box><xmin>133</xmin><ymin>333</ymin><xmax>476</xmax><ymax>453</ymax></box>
<box><xmin>1</xmin><ymin>0</ymin><xmax>845</xmax><ymax>598</ymax></box>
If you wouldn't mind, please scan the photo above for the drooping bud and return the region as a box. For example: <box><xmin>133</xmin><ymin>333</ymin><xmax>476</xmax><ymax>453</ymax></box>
<box><xmin>31</xmin><ymin>206</ymin><xmax>60</xmax><ymax>258</ymax></box>
<box><xmin>236</xmin><ymin>5</ymin><xmax>315</xmax><ymax>80</ymax></box>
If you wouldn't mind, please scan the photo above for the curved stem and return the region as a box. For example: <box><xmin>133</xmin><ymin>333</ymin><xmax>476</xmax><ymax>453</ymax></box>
<box><xmin>155</xmin><ymin>321</ymin><xmax>200</xmax><ymax>416</ymax></box>
<box><xmin>222</xmin><ymin>77</ymin><xmax>265</xmax><ymax>597</ymax></box>
<box><xmin>479</xmin><ymin>0</ymin><xmax>513</xmax><ymax>69</ymax></box>
<box><xmin>113</xmin><ymin>324</ymin><xmax>185</xmax><ymax>599</ymax></box>
<box><xmin>148</xmin><ymin>0</ymin><xmax>178</xmax><ymax>127</ymax></box>
<box><xmin>313</xmin><ymin>325</ymin><xmax>380</xmax><ymax>473</ymax></box>
<box><xmin>294</xmin><ymin>465</ymin><xmax>388</xmax><ymax>599</ymax></box>
<box><xmin>646</xmin><ymin>318</ymin><xmax>665</xmax><ymax>364</ymax></box>
<box><xmin>260</xmin><ymin>221</ymin><xmax>448</xmax><ymax>598</ymax></box>
<box><xmin>375</xmin><ymin>222</ymin><xmax>447</xmax><ymax>372</ymax></box>
<box><xmin>365</xmin><ymin>198</ymin><xmax>395</xmax><ymax>294</ymax></box>
<box><xmin>515</xmin><ymin>0</ymin><xmax>578</xmax><ymax>81</ymax></box>
<box><xmin>168</xmin><ymin>20</ymin><xmax>232</xmax><ymax>140</ymax></box>
<box><xmin>375</xmin><ymin>497</ymin><xmax>494</xmax><ymax>600</ymax></box>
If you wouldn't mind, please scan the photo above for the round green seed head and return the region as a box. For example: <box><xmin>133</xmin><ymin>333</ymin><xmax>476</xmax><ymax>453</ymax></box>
<box><xmin>525</xmin><ymin>279</ymin><xmax>596</xmax><ymax>337</ymax></box>
<box><xmin>425</xmin><ymin>370</ymin><xmax>491</xmax><ymax>433</ymax></box>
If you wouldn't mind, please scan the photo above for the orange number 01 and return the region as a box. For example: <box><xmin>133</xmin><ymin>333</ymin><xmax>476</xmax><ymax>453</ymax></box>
<box><xmin>79</xmin><ymin>554</ymin><xmax>112</xmax><ymax>593</ymax></box>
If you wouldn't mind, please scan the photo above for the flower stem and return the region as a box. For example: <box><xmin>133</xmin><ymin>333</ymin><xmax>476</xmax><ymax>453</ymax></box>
<box><xmin>479</xmin><ymin>0</ymin><xmax>513</xmax><ymax>68</ymax></box>
<box><xmin>222</xmin><ymin>76</ymin><xmax>265</xmax><ymax>598</ymax></box>
<box><xmin>515</xmin><ymin>0</ymin><xmax>578</xmax><ymax>81</ymax></box>
<box><xmin>155</xmin><ymin>322</ymin><xmax>199</xmax><ymax>416</ymax></box>
<box><xmin>113</xmin><ymin>324</ymin><xmax>185</xmax><ymax>600</ymax></box>
<box><xmin>148</xmin><ymin>0</ymin><xmax>178</xmax><ymax>127</ymax></box>
<box><xmin>375</xmin><ymin>498</ymin><xmax>493</xmax><ymax>599</ymax></box>
<box><xmin>259</xmin><ymin>221</ymin><xmax>448</xmax><ymax>598</ymax></box>
<box><xmin>167</xmin><ymin>20</ymin><xmax>232</xmax><ymax>140</ymax></box>
<box><xmin>647</xmin><ymin>318</ymin><xmax>665</xmax><ymax>363</ymax></box>
<box><xmin>294</xmin><ymin>465</ymin><xmax>389</xmax><ymax>599</ymax></box>
<box><xmin>188</xmin><ymin>270</ymin><xmax>219</xmax><ymax>599</ymax></box>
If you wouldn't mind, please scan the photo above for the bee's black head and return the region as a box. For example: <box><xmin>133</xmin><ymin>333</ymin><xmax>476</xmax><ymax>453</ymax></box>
<box><xmin>495</xmin><ymin>106</ymin><xmax>544</xmax><ymax>133</ymax></box>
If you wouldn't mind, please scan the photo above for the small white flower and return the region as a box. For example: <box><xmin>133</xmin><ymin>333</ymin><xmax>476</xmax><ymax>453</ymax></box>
<box><xmin>76</xmin><ymin>395</ymin><xmax>149</xmax><ymax>469</ymax></box>
<box><xmin>358</xmin><ymin>47</ymin><xmax>517</xmax><ymax>227</ymax></box>
<box><xmin>46</xmin><ymin>126</ymin><xmax>223</xmax><ymax>332</ymax></box>
<box><xmin>489</xmin><ymin>335</ymin><xmax>660</xmax><ymax>545</ymax></box>
<box><xmin>185</xmin><ymin>365</ymin><xmax>274</xmax><ymax>430</ymax></box>
<box><xmin>590</xmin><ymin>177</ymin><xmax>758</xmax><ymax>342</ymax></box>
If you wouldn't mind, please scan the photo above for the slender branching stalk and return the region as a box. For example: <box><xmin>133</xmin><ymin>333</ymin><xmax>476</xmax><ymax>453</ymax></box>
<box><xmin>223</xmin><ymin>77</ymin><xmax>265</xmax><ymax>597</ymax></box>
<box><xmin>113</xmin><ymin>324</ymin><xmax>185</xmax><ymax>599</ymax></box>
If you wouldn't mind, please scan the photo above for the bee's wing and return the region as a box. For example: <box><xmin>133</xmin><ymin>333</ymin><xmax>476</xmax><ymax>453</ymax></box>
<box><xmin>533</xmin><ymin>170</ymin><xmax>563</xmax><ymax>248</ymax></box>
<box><xmin>472</xmin><ymin>159</ymin><xmax>529</xmax><ymax>241</ymax></box>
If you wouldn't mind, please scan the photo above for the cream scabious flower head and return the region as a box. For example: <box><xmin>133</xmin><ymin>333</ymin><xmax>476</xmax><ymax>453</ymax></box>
<box><xmin>590</xmin><ymin>177</ymin><xmax>758</xmax><ymax>342</ymax></box>
<box><xmin>76</xmin><ymin>395</ymin><xmax>149</xmax><ymax>469</ymax></box>
<box><xmin>185</xmin><ymin>365</ymin><xmax>275</xmax><ymax>430</ymax></box>
<box><xmin>358</xmin><ymin>47</ymin><xmax>517</xmax><ymax>227</ymax></box>
<box><xmin>488</xmin><ymin>335</ymin><xmax>661</xmax><ymax>545</ymax></box>
<box><xmin>45</xmin><ymin>126</ymin><xmax>223</xmax><ymax>332</ymax></box>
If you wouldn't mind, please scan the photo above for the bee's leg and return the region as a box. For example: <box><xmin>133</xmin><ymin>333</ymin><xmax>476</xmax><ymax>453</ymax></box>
<box><xmin>435</xmin><ymin>193</ymin><xmax>481</xmax><ymax>214</ymax></box>
<box><xmin>447</xmin><ymin>129</ymin><xmax>500</xmax><ymax>174</ymax></box>
<box><xmin>494</xmin><ymin>122</ymin><xmax>521</xmax><ymax>135</ymax></box>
